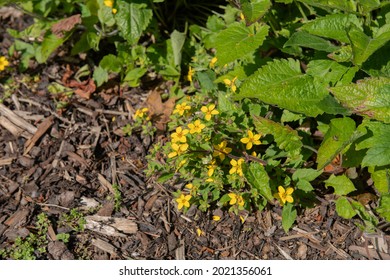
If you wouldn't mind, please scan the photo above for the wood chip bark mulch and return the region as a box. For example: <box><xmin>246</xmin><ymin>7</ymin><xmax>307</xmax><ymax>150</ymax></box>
<box><xmin>0</xmin><ymin>6</ymin><xmax>389</xmax><ymax>260</ymax></box>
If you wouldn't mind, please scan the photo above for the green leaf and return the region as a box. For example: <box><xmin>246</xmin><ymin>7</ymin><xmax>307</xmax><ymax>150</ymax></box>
<box><xmin>253</xmin><ymin>116</ymin><xmax>302</xmax><ymax>159</ymax></box>
<box><xmin>296</xmin><ymin>180</ymin><xmax>314</xmax><ymax>192</ymax></box>
<box><xmin>282</xmin><ymin>203</ymin><xmax>297</xmax><ymax>232</ymax></box>
<box><xmin>284</xmin><ymin>31</ymin><xmax>340</xmax><ymax>52</ymax></box>
<box><xmin>297</xmin><ymin>0</ymin><xmax>356</xmax><ymax>12</ymax></box>
<box><xmin>197</xmin><ymin>70</ymin><xmax>216</xmax><ymax>91</ymax></box>
<box><xmin>293</xmin><ymin>168</ymin><xmax>322</xmax><ymax>181</ymax></box>
<box><xmin>116</xmin><ymin>2</ymin><xmax>153</xmax><ymax>45</ymax></box>
<box><xmin>376</xmin><ymin>194</ymin><xmax>390</xmax><ymax>222</ymax></box>
<box><xmin>170</xmin><ymin>30</ymin><xmax>186</xmax><ymax>66</ymax></box>
<box><xmin>370</xmin><ymin>168</ymin><xmax>390</xmax><ymax>194</ymax></box>
<box><xmin>124</xmin><ymin>68</ymin><xmax>147</xmax><ymax>87</ymax></box>
<box><xmin>301</xmin><ymin>13</ymin><xmax>361</xmax><ymax>43</ymax></box>
<box><xmin>236</xmin><ymin>59</ymin><xmax>343</xmax><ymax>116</ymax></box>
<box><xmin>335</xmin><ymin>197</ymin><xmax>356</xmax><ymax>219</ymax></box>
<box><xmin>356</xmin><ymin>122</ymin><xmax>390</xmax><ymax>167</ymax></box>
<box><xmin>36</xmin><ymin>33</ymin><xmax>69</xmax><ymax>63</ymax></box>
<box><xmin>306</xmin><ymin>60</ymin><xmax>358</xmax><ymax>86</ymax></box>
<box><xmin>325</xmin><ymin>174</ymin><xmax>356</xmax><ymax>196</ymax></box>
<box><xmin>241</xmin><ymin>0</ymin><xmax>271</xmax><ymax>24</ymax></box>
<box><xmin>244</xmin><ymin>162</ymin><xmax>273</xmax><ymax>201</ymax></box>
<box><xmin>350</xmin><ymin>200</ymin><xmax>378</xmax><ymax>230</ymax></box>
<box><xmin>93</xmin><ymin>66</ymin><xmax>109</xmax><ymax>87</ymax></box>
<box><xmin>348</xmin><ymin>23</ymin><xmax>390</xmax><ymax>66</ymax></box>
<box><xmin>99</xmin><ymin>54</ymin><xmax>122</xmax><ymax>73</ymax></box>
<box><xmin>215</xmin><ymin>22</ymin><xmax>269</xmax><ymax>66</ymax></box>
<box><xmin>330</xmin><ymin>77</ymin><xmax>390</xmax><ymax>123</ymax></box>
<box><xmin>317</xmin><ymin>117</ymin><xmax>363</xmax><ymax>169</ymax></box>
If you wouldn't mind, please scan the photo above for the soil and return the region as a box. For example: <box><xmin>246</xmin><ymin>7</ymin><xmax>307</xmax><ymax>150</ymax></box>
<box><xmin>0</xmin><ymin>6</ymin><xmax>389</xmax><ymax>260</ymax></box>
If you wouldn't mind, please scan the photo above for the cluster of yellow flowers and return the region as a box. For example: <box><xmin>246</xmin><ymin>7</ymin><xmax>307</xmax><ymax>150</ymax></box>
<box><xmin>171</xmin><ymin>57</ymin><xmax>295</xmax><ymax>213</ymax></box>
<box><xmin>0</xmin><ymin>56</ymin><xmax>9</xmax><ymax>71</ymax></box>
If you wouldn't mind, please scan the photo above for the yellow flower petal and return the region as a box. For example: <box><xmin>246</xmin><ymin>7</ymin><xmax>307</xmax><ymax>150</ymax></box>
<box><xmin>212</xmin><ymin>215</ymin><xmax>221</xmax><ymax>221</ymax></box>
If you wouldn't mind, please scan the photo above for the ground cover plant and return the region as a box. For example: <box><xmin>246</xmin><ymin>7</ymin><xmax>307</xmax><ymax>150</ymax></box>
<box><xmin>0</xmin><ymin>0</ymin><xmax>389</xmax><ymax>260</ymax></box>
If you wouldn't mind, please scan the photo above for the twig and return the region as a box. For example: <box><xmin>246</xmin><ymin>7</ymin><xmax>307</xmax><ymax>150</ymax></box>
<box><xmin>18</xmin><ymin>98</ymin><xmax>73</xmax><ymax>124</ymax></box>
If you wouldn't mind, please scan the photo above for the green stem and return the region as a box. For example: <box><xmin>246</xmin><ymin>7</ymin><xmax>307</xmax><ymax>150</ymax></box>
<box><xmin>295</xmin><ymin>1</ymin><xmax>308</xmax><ymax>22</ymax></box>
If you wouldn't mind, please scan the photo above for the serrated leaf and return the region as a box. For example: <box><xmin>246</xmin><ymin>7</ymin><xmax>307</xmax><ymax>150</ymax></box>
<box><xmin>293</xmin><ymin>168</ymin><xmax>322</xmax><ymax>181</ymax></box>
<box><xmin>330</xmin><ymin>77</ymin><xmax>390</xmax><ymax>123</ymax></box>
<box><xmin>282</xmin><ymin>203</ymin><xmax>297</xmax><ymax>232</ymax></box>
<box><xmin>284</xmin><ymin>31</ymin><xmax>339</xmax><ymax>52</ymax></box>
<box><xmin>356</xmin><ymin>122</ymin><xmax>390</xmax><ymax>167</ymax></box>
<box><xmin>301</xmin><ymin>13</ymin><xmax>361</xmax><ymax>43</ymax></box>
<box><xmin>116</xmin><ymin>2</ymin><xmax>152</xmax><ymax>45</ymax></box>
<box><xmin>348</xmin><ymin>23</ymin><xmax>390</xmax><ymax>66</ymax></box>
<box><xmin>377</xmin><ymin>194</ymin><xmax>390</xmax><ymax>222</ymax></box>
<box><xmin>215</xmin><ymin>22</ymin><xmax>269</xmax><ymax>66</ymax></box>
<box><xmin>335</xmin><ymin>197</ymin><xmax>356</xmax><ymax>219</ymax></box>
<box><xmin>306</xmin><ymin>60</ymin><xmax>358</xmax><ymax>86</ymax></box>
<box><xmin>236</xmin><ymin>58</ymin><xmax>344</xmax><ymax>116</ymax></box>
<box><xmin>370</xmin><ymin>168</ymin><xmax>390</xmax><ymax>194</ymax></box>
<box><xmin>244</xmin><ymin>162</ymin><xmax>273</xmax><ymax>201</ymax></box>
<box><xmin>253</xmin><ymin>116</ymin><xmax>302</xmax><ymax>159</ymax></box>
<box><xmin>93</xmin><ymin>66</ymin><xmax>109</xmax><ymax>87</ymax></box>
<box><xmin>99</xmin><ymin>54</ymin><xmax>122</xmax><ymax>73</ymax></box>
<box><xmin>298</xmin><ymin>0</ymin><xmax>356</xmax><ymax>12</ymax></box>
<box><xmin>241</xmin><ymin>0</ymin><xmax>271</xmax><ymax>24</ymax></box>
<box><xmin>325</xmin><ymin>174</ymin><xmax>356</xmax><ymax>196</ymax></box>
<box><xmin>317</xmin><ymin>117</ymin><xmax>363</xmax><ymax>169</ymax></box>
<box><xmin>170</xmin><ymin>30</ymin><xmax>186</xmax><ymax>66</ymax></box>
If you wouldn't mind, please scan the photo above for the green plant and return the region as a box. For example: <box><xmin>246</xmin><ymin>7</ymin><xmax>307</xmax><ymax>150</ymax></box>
<box><xmin>2</xmin><ymin>0</ymin><xmax>389</xmax><ymax>234</ymax></box>
<box><xmin>1</xmin><ymin>213</ymin><xmax>50</xmax><ymax>260</ymax></box>
<box><xmin>112</xmin><ymin>183</ymin><xmax>123</xmax><ymax>211</ymax></box>
<box><xmin>147</xmin><ymin>0</ymin><xmax>390</xmax><ymax>232</ymax></box>
<box><xmin>59</xmin><ymin>209</ymin><xmax>86</xmax><ymax>232</ymax></box>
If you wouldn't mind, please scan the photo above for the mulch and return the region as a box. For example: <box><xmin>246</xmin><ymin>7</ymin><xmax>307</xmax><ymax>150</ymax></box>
<box><xmin>0</xmin><ymin>6</ymin><xmax>389</xmax><ymax>260</ymax></box>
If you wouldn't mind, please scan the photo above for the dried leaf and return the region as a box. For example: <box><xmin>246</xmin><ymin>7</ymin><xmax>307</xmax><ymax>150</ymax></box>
<box><xmin>146</xmin><ymin>89</ymin><xmax>175</xmax><ymax>131</ymax></box>
<box><xmin>51</xmin><ymin>14</ymin><xmax>82</xmax><ymax>38</ymax></box>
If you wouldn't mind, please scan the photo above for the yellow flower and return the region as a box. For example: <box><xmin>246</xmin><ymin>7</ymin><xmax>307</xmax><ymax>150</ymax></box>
<box><xmin>209</xmin><ymin>57</ymin><xmax>218</xmax><ymax>68</ymax></box>
<box><xmin>171</xmin><ymin>127</ymin><xmax>189</xmax><ymax>143</ymax></box>
<box><xmin>168</xmin><ymin>143</ymin><xmax>189</xmax><ymax>158</ymax></box>
<box><xmin>205</xmin><ymin>177</ymin><xmax>214</xmax><ymax>182</ymax></box>
<box><xmin>173</xmin><ymin>102</ymin><xmax>191</xmax><ymax>116</ymax></box>
<box><xmin>112</xmin><ymin>8</ymin><xmax>117</xmax><ymax>14</ymax></box>
<box><xmin>213</xmin><ymin>140</ymin><xmax>232</xmax><ymax>161</ymax></box>
<box><xmin>240</xmin><ymin>130</ymin><xmax>261</xmax><ymax>150</ymax></box>
<box><xmin>240</xmin><ymin>13</ymin><xmax>245</xmax><ymax>21</ymax></box>
<box><xmin>207</xmin><ymin>160</ymin><xmax>217</xmax><ymax>177</ymax></box>
<box><xmin>185</xmin><ymin>183</ymin><xmax>193</xmax><ymax>189</ymax></box>
<box><xmin>228</xmin><ymin>193</ymin><xmax>245</xmax><ymax>207</ymax></box>
<box><xmin>176</xmin><ymin>160</ymin><xmax>187</xmax><ymax>171</ymax></box>
<box><xmin>276</xmin><ymin>186</ymin><xmax>294</xmax><ymax>205</ymax></box>
<box><xmin>223</xmin><ymin>76</ymin><xmax>238</xmax><ymax>92</ymax></box>
<box><xmin>187</xmin><ymin>66</ymin><xmax>195</xmax><ymax>82</ymax></box>
<box><xmin>196</xmin><ymin>228</ymin><xmax>204</xmax><ymax>237</ymax></box>
<box><xmin>134</xmin><ymin>107</ymin><xmax>149</xmax><ymax>120</ymax></box>
<box><xmin>176</xmin><ymin>194</ymin><xmax>192</xmax><ymax>210</ymax></box>
<box><xmin>229</xmin><ymin>158</ymin><xmax>244</xmax><ymax>177</ymax></box>
<box><xmin>201</xmin><ymin>104</ymin><xmax>219</xmax><ymax>121</ymax></box>
<box><xmin>104</xmin><ymin>0</ymin><xmax>113</xmax><ymax>7</ymax></box>
<box><xmin>0</xmin><ymin>56</ymin><xmax>9</xmax><ymax>71</ymax></box>
<box><xmin>188</xmin><ymin>119</ymin><xmax>205</xmax><ymax>134</ymax></box>
<box><xmin>212</xmin><ymin>215</ymin><xmax>221</xmax><ymax>221</ymax></box>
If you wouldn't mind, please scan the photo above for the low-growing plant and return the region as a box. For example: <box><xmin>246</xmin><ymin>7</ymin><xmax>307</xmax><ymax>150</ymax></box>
<box><xmin>0</xmin><ymin>213</ymin><xmax>50</xmax><ymax>260</ymax></box>
<box><xmin>2</xmin><ymin>0</ymin><xmax>389</xmax><ymax>234</ymax></box>
<box><xmin>59</xmin><ymin>208</ymin><xmax>86</xmax><ymax>232</ymax></box>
